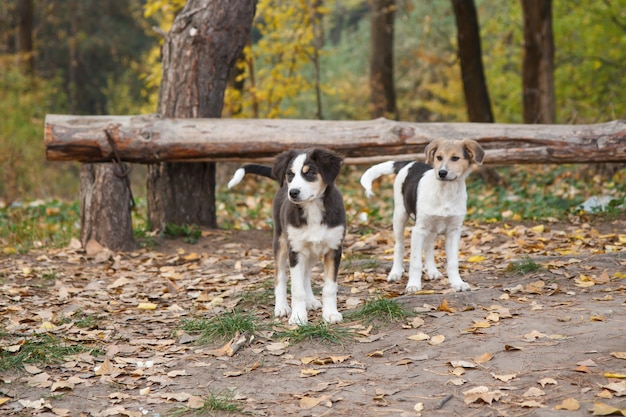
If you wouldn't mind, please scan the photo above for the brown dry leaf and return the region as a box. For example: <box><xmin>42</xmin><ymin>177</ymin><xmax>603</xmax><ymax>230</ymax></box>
<box><xmin>429</xmin><ymin>335</ymin><xmax>445</xmax><ymax>345</ymax></box>
<box><xmin>301</xmin><ymin>355</ymin><xmax>350</xmax><ymax>365</ymax></box>
<box><xmin>447</xmin><ymin>378</ymin><xmax>466</xmax><ymax>386</ymax></box>
<box><xmin>602</xmin><ymin>381</ymin><xmax>626</xmax><ymax>396</ymax></box>
<box><xmin>524</xmin><ymin>280</ymin><xmax>545</xmax><ymax>294</ymax></box>
<box><xmin>187</xmin><ymin>395</ymin><xmax>205</xmax><ymax>409</ymax></box>
<box><xmin>505</xmin><ymin>344</ymin><xmax>524</xmax><ymax>351</ymax></box>
<box><xmin>407</xmin><ymin>332</ymin><xmax>430</xmax><ymax>342</ymax></box>
<box><xmin>520</xmin><ymin>400</ymin><xmax>544</xmax><ymax>408</ymax></box>
<box><xmin>492</xmin><ymin>373</ymin><xmax>516</xmax><ymax>382</ymax></box>
<box><xmin>612</xmin><ymin>352</ymin><xmax>626</xmax><ymax>360</ymax></box>
<box><xmin>463</xmin><ymin>386</ymin><xmax>506</xmax><ymax>405</ymax></box>
<box><xmin>206</xmin><ymin>339</ymin><xmax>235</xmax><ymax>357</ymax></box>
<box><xmin>575</xmin><ymin>274</ymin><xmax>596</xmax><ymax>287</ymax></box>
<box><xmin>590</xmin><ymin>401</ymin><xmax>626</xmax><ymax>415</ymax></box>
<box><xmin>523</xmin><ymin>387</ymin><xmax>545</xmax><ymax>397</ymax></box>
<box><xmin>473</xmin><ymin>352</ymin><xmax>493</xmax><ymax>364</ymax></box>
<box><xmin>299</xmin><ymin>395</ymin><xmax>330</xmax><ymax>409</ymax></box>
<box><xmin>485</xmin><ymin>312</ymin><xmax>500</xmax><ymax>322</ymax></box>
<box><xmin>538</xmin><ymin>377</ymin><xmax>557</xmax><ymax>387</ymax></box>
<box><xmin>523</xmin><ymin>330</ymin><xmax>547</xmax><ymax>341</ymax></box>
<box><xmin>51</xmin><ymin>381</ymin><xmax>75</xmax><ymax>392</ymax></box>
<box><xmin>576</xmin><ymin>365</ymin><xmax>591</xmax><ymax>373</ymax></box>
<box><xmin>408</xmin><ymin>317</ymin><xmax>425</xmax><ymax>328</ymax></box>
<box><xmin>301</xmin><ymin>368</ymin><xmax>324</xmax><ymax>377</ymax></box>
<box><xmin>437</xmin><ymin>299</ymin><xmax>455</xmax><ymax>313</ymax></box>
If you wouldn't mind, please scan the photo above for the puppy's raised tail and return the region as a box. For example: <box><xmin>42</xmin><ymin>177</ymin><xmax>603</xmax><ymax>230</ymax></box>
<box><xmin>227</xmin><ymin>164</ymin><xmax>273</xmax><ymax>189</ymax></box>
<box><xmin>360</xmin><ymin>161</ymin><xmax>412</xmax><ymax>197</ymax></box>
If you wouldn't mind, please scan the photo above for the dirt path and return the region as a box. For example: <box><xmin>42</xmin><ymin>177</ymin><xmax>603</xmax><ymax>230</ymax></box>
<box><xmin>1</xmin><ymin>218</ymin><xmax>625</xmax><ymax>416</ymax></box>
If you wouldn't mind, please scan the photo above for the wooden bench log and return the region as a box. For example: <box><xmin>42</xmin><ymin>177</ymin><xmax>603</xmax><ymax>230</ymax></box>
<box><xmin>45</xmin><ymin>115</ymin><xmax>626</xmax><ymax>164</ymax></box>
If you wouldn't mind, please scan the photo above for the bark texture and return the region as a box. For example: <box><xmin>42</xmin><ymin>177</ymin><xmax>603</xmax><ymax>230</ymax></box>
<box><xmin>521</xmin><ymin>0</ymin><xmax>555</xmax><ymax>123</ymax></box>
<box><xmin>80</xmin><ymin>164</ymin><xmax>134</xmax><ymax>251</ymax></box>
<box><xmin>45</xmin><ymin>115</ymin><xmax>626</xmax><ymax>165</ymax></box>
<box><xmin>147</xmin><ymin>0</ymin><xmax>256</xmax><ymax>231</ymax></box>
<box><xmin>369</xmin><ymin>0</ymin><xmax>398</xmax><ymax>119</ymax></box>
<box><xmin>452</xmin><ymin>0</ymin><xmax>493</xmax><ymax>123</ymax></box>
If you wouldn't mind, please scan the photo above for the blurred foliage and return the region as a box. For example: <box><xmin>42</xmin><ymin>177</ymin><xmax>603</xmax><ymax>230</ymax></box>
<box><xmin>0</xmin><ymin>57</ymin><xmax>80</xmax><ymax>202</ymax></box>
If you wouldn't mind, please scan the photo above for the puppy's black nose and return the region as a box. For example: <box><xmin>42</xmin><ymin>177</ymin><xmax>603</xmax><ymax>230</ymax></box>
<box><xmin>438</xmin><ymin>169</ymin><xmax>448</xmax><ymax>179</ymax></box>
<box><xmin>289</xmin><ymin>189</ymin><xmax>300</xmax><ymax>199</ymax></box>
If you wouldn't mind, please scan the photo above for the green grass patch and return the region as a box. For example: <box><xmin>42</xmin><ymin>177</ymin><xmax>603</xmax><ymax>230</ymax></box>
<box><xmin>275</xmin><ymin>321</ymin><xmax>354</xmax><ymax>345</ymax></box>
<box><xmin>506</xmin><ymin>256</ymin><xmax>543</xmax><ymax>275</ymax></box>
<box><xmin>344</xmin><ymin>296</ymin><xmax>411</xmax><ymax>324</ymax></box>
<box><xmin>0</xmin><ymin>200</ymin><xmax>80</xmax><ymax>253</ymax></box>
<box><xmin>236</xmin><ymin>282</ymin><xmax>274</xmax><ymax>310</ymax></box>
<box><xmin>0</xmin><ymin>333</ymin><xmax>95</xmax><ymax>372</ymax></box>
<box><xmin>180</xmin><ymin>310</ymin><xmax>262</xmax><ymax>344</ymax></box>
<box><xmin>163</xmin><ymin>223</ymin><xmax>202</xmax><ymax>244</ymax></box>
<box><xmin>172</xmin><ymin>390</ymin><xmax>246</xmax><ymax>416</ymax></box>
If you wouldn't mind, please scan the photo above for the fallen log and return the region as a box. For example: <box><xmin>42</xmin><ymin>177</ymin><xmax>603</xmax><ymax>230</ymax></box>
<box><xmin>45</xmin><ymin>114</ymin><xmax>626</xmax><ymax>164</ymax></box>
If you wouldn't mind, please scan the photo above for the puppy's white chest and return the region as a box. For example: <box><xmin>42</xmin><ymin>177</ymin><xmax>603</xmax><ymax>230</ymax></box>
<box><xmin>417</xmin><ymin>171</ymin><xmax>467</xmax><ymax>217</ymax></box>
<box><xmin>288</xmin><ymin>224</ymin><xmax>344</xmax><ymax>256</ymax></box>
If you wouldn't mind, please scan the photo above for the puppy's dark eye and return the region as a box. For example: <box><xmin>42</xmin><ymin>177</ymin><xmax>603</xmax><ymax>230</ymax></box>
<box><xmin>436</xmin><ymin>155</ymin><xmax>443</xmax><ymax>161</ymax></box>
<box><xmin>286</xmin><ymin>171</ymin><xmax>295</xmax><ymax>182</ymax></box>
<box><xmin>451</xmin><ymin>156</ymin><xmax>460</xmax><ymax>161</ymax></box>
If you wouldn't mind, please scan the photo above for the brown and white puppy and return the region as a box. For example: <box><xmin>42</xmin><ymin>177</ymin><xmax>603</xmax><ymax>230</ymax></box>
<box><xmin>360</xmin><ymin>138</ymin><xmax>485</xmax><ymax>293</ymax></box>
<box><xmin>228</xmin><ymin>148</ymin><xmax>346</xmax><ymax>325</ymax></box>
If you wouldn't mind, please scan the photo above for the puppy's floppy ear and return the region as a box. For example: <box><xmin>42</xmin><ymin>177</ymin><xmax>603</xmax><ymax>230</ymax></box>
<box><xmin>463</xmin><ymin>140</ymin><xmax>485</xmax><ymax>166</ymax></box>
<box><xmin>425</xmin><ymin>138</ymin><xmax>444</xmax><ymax>165</ymax></box>
<box><xmin>272</xmin><ymin>150</ymin><xmax>297</xmax><ymax>186</ymax></box>
<box><xmin>310</xmin><ymin>148</ymin><xmax>343</xmax><ymax>185</ymax></box>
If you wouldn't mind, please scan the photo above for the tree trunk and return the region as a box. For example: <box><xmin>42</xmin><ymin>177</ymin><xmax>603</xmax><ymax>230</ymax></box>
<box><xmin>147</xmin><ymin>0</ymin><xmax>257</xmax><ymax>231</ymax></box>
<box><xmin>80</xmin><ymin>164</ymin><xmax>134</xmax><ymax>251</ymax></box>
<box><xmin>15</xmin><ymin>0</ymin><xmax>34</xmax><ymax>73</ymax></box>
<box><xmin>369</xmin><ymin>0</ymin><xmax>398</xmax><ymax>120</ymax></box>
<box><xmin>451</xmin><ymin>0</ymin><xmax>494</xmax><ymax>123</ymax></box>
<box><xmin>521</xmin><ymin>0</ymin><xmax>555</xmax><ymax>124</ymax></box>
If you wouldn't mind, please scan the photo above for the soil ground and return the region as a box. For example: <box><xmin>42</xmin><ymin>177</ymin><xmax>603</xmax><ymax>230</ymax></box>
<box><xmin>1</xmin><ymin>217</ymin><xmax>625</xmax><ymax>417</ymax></box>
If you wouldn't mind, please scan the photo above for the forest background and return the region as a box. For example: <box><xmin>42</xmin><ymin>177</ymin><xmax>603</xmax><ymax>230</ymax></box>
<box><xmin>0</xmin><ymin>0</ymin><xmax>625</xmax><ymax>242</ymax></box>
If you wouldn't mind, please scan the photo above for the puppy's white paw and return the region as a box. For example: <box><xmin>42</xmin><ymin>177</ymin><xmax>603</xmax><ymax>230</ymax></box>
<box><xmin>306</xmin><ymin>298</ymin><xmax>323</xmax><ymax>311</ymax></box>
<box><xmin>274</xmin><ymin>303</ymin><xmax>291</xmax><ymax>318</ymax></box>
<box><xmin>323</xmin><ymin>310</ymin><xmax>343</xmax><ymax>324</ymax></box>
<box><xmin>405</xmin><ymin>283</ymin><xmax>422</xmax><ymax>293</ymax></box>
<box><xmin>387</xmin><ymin>268</ymin><xmax>404</xmax><ymax>282</ymax></box>
<box><xmin>288</xmin><ymin>310</ymin><xmax>308</xmax><ymax>326</ymax></box>
<box><xmin>450</xmin><ymin>279</ymin><xmax>471</xmax><ymax>292</ymax></box>
<box><xmin>425</xmin><ymin>268</ymin><xmax>443</xmax><ymax>280</ymax></box>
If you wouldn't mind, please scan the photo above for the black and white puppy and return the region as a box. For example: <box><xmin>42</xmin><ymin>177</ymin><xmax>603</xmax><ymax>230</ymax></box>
<box><xmin>228</xmin><ymin>148</ymin><xmax>346</xmax><ymax>325</ymax></box>
<box><xmin>360</xmin><ymin>139</ymin><xmax>484</xmax><ymax>293</ymax></box>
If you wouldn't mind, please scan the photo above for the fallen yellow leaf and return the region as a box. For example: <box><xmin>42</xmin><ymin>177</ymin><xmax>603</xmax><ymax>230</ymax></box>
<box><xmin>137</xmin><ymin>302</ymin><xmax>158</xmax><ymax>310</ymax></box>
<box><xmin>603</xmin><ymin>372</ymin><xmax>626</xmax><ymax>379</ymax></box>
<box><xmin>467</xmin><ymin>255</ymin><xmax>485</xmax><ymax>263</ymax></box>
<box><xmin>554</xmin><ymin>398</ymin><xmax>579</xmax><ymax>410</ymax></box>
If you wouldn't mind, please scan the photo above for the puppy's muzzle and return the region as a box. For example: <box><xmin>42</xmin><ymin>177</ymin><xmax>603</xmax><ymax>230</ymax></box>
<box><xmin>438</xmin><ymin>169</ymin><xmax>448</xmax><ymax>179</ymax></box>
<box><xmin>289</xmin><ymin>188</ymin><xmax>301</xmax><ymax>200</ymax></box>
